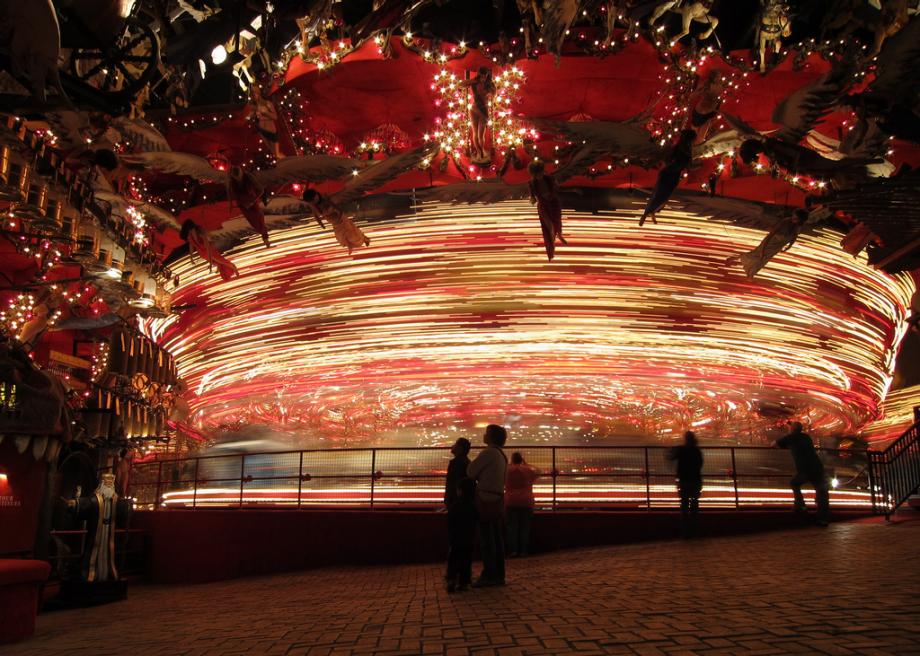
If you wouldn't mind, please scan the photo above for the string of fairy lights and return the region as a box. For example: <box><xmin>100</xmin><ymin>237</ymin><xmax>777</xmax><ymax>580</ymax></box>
<box><xmin>144</xmin><ymin>200</ymin><xmax>914</xmax><ymax>446</ymax></box>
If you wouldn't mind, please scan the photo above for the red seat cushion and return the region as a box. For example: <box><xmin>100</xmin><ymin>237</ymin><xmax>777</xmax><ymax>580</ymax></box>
<box><xmin>0</xmin><ymin>560</ymin><xmax>51</xmax><ymax>587</ymax></box>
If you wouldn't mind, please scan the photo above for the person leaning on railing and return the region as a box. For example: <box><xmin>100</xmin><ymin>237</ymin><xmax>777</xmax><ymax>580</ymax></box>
<box><xmin>773</xmin><ymin>421</ymin><xmax>830</xmax><ymax>526</ymax></box>
<box><xmin>505</xmin><ymin>452</ymin><xmax>540</xmax><ymax>556</ymax></box>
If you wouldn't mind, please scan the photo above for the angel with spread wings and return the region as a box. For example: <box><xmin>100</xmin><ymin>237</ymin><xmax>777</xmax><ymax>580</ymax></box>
<box><xmin>639</xmin><ymin>129</ymin><xmax>696</xmax><ymax>227</ymax></box>
<box><xmin>718</xmin><ymin>57</ymin><xmax>881</xmax><ymax>187</ymax></box>
<box><xmin>192</xmin><ymin>144</ymin><xmax>438</xmax><ymax>256</ymax></box>
<box><xmin>528</xmin><ymin>160</ymin><xmax>567</xmax><ymax>261</ymax></box>
<box><xmin>179</xmin><ymin>219</ymin><xmax>239</xmax><ymax>281</ymax></box>
<box><xmin>420</xmin><ymin>129</ymin><xmax>661</xmax><ymax>260</ymax></box>
<box><xmin>120</xmin><ymin>151</ymin><xmax>368</xmax><ymax>247</ymax></box>
<box><xmin>227</xmin><ymin>166</ymin><xmax>271</xmax><ymax>247</ymax></box>
<box><xmin>302</xmin><ymin>189</ymin><xmax>370</xmax><ymax>254</ymax></box>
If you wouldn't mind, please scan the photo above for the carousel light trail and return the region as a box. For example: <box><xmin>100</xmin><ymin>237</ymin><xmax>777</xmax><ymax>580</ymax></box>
<box><xmin>146</xmin><ymin>199</ymin><xmax>915</xmax><ymax>445</ymax></box>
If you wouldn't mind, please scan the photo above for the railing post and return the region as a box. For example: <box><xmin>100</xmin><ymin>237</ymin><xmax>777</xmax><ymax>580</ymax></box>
<box><xmin>239</xmin><ymin>454</ymin><xmax>246</xmax><ymax>508</ymax></box>
<box><xmin>297</xmin><ymin>451</ymin><xmax>304</xmax><ymax>509</ymax></box>
<box><xmin>551</xmin><ymin>447</ymin><xmax>557</xmax><ymax>511</ymax></box>
<box><xmin>191</xmin><ymin>458</ymin><xmax>199</xmax><ymax>508</ymax></box>
<box><xmin>370</xmin><ymin>449</ymin><xmax>376</xmax><ymax>510</ymax></box>
<box><xmin>154</xmin><ymin>460</ymin><xmax>163</xmax><ymax>511</ymax></box>
<box><xmin>731</xmin><ymin>448</ymin><xmax>739</xmax><ymax>509</ymax></box>
<box><xmin>644</xmin><ymin>447</ymin><xmax>651</xmax><ymax>510</ymax></box>
<box><xmin>866</xmin><ymin>451</ymin><xmax>877</xmax><ymax>514</ymax></box>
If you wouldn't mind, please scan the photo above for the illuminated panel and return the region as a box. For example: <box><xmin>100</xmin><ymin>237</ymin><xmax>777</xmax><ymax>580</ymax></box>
<box><xmin>860</xmin><ymin>383</ymin><xmax>920</xmax><ymax>445</ymax></box>
<box><xmin>148</xmin><ymin>200</ymin><xmax>915</xmax><ymax>445</ymax></box>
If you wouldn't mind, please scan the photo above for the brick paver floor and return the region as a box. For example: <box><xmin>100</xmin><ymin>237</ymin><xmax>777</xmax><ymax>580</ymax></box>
<box><xmin>11</xmin><ymin>516</ymin><xmax>920</xmax><ymax>656</ymax></box>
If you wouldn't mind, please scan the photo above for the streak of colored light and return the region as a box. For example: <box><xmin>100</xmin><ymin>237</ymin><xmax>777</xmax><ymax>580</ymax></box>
<box><xmin>146</xmin><ymin>200</ymin><xmax>915</xmax><ymax>445</ymax></box>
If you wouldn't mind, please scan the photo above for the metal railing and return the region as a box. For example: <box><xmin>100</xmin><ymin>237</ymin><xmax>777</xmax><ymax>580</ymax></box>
<box><xmin>128</xmin><ymin>445</ymin><xmax>875</xmax><ymax>512</ymax></box>
<box><xmin>868</xmin><ymin>419</ymin><xmax>920</xmax><ymax>519</ymax></box>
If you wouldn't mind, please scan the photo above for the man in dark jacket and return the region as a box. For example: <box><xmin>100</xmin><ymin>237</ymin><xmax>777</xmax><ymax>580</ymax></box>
<box><xmin>774</xmin><ymin>422</ymin><xmax>829</xmax><ymax>525</ymax></box>
<box><xmin>667</xmin><ymin>431</ymin><xmax>703</xmax><ymax>537</ymax></box>
<box><xmin>444</xmin><ymin>437</ymin><xmax>471</xmax><ymax>508</ymax></box>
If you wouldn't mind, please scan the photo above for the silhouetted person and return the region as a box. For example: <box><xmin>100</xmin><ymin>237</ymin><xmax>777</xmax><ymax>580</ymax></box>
<box><xmin>444</xmin><ymin>437</ymin><xmax>471</xmax><ymax>508</ymax></box>
<box><xmin>467</xmin><ymin>424</ymin><xmax>508</xmax><ymax>587</ymax></box>
<box><xmin>774</xmin><ymin>421</ymin><xmax>829</xmax><ymax>526</ymax></box>
<box><xmin>446</xmin><ymin>478</ymin><xmax>478</xmax><ymax>593</ymax></box>
<box><xmin>505</xmin><ymin>452</ymin><xmax>540</xmax><ymax>556</ymax></box>
<box><xmin>667</xmin><ymin>431</ymin><xmax>703</xmax><ymax>538</ymax></box>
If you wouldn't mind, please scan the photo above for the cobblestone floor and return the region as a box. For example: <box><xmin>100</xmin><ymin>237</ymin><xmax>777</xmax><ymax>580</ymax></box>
<box><xmin>12</xmin><ymin>516</ymin><xmax>920</xmax><ymax>656</ymax></box>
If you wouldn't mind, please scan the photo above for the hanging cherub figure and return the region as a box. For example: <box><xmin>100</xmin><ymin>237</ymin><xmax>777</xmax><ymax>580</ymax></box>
<box><xmin>460</xmin><ymin>67</ymin><xmax>495</xmax><ymax>164</ymax></box>
<box><xmin>688</xmin><ymin>70</ymin><xmax>725</xmax><ymax>139</ymax></box>
<box><xmin>247</xmin><ymin>84</ymin><xmax>283</xmax><ymax>160</ymax></box>
<box><xmin>302</xmin><ymin>189</ymin><xmax>371</xmax><ymax>254</ymax></box>
<box><xmin>528</xmin><ymin>160</ymin><xmax>568</xmax><ymax>261</ymax></box>
<box><xmin>725</xmin><ymin>209</ymin><xmax>807</xmax><ymax>277</ymax></box>
<box><xmin>227</xmin><ymin>166</ymin><xmax>271</xmax><ymax>248</ymax></box>
<box><xmin>756</xmin><ymin>0</ymin><xmax>792</xmax><ymax>73</ymax></box>
<box><xmin>639</xmin><ymin>129</ymin><xmax>696</xmax><ymax>227</ymax></box>
<box><xmin>180</xmin><ymin>219</ymin><xmax>239</xmax><ymax>281</ymax></box>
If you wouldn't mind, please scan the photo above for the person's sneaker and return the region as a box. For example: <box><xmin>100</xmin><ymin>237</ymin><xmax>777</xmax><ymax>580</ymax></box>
<box><xmin>456</xmin><ymin>583</ymin><xmax>469</xmax><ymax>592</ymax></box>
<box><xmin>471</xmin><ymin>578</ymin><xmax>498</xmax><ymax>588</ymax></box>
<box><xmin>446</xmin><ymin>580</ymin><xmax>456</xmax><ymax>593</ymax></box>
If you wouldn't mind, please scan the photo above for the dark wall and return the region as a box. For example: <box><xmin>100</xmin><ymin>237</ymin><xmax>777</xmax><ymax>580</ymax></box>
<box><xmin>133</xmin><ymin>508</ymin><xmax>870</xmax><ymax>584</ymax></box>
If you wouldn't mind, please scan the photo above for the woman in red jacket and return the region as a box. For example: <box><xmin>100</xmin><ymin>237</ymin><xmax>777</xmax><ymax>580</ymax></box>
<box><xmin>505</xmin><ymin>452</ymin><xmax>540</xmax><ymax>557</ymax></box>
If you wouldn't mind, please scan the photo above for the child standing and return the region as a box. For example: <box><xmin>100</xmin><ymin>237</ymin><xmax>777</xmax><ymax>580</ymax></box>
<box><xmin>447</xmin><ymin>477</ymin><xmax>478</xmax><ymax>592</ymax></box>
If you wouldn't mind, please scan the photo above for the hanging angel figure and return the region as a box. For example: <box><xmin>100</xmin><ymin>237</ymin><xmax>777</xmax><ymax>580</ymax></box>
<box><xmin>227</xmin><ymin>166</ymin><xmax>271</xmax><ymax>247</ymax></box>
<box><xmin>120</xmin><ymin>150</ymin><xmax>369</xmax><ymax>246</ymax></box>
<box><xmin>247</xmin><ymin>84</ymin><xmax>284</xmax><ymax>160</ymax></box>
<box><xmin>688</xmin><ymin>70</ymin><xmax>725</xmax><ymax>139</ymax></box>
<box><xmin>179</xmin><ymin>219</ymin><xmax>239</xmax><ymax>281</ymax></box>
<box><xmin>725</xmin><ymin>209</ymin><xmax>808</xmax><ymax>277</ymax></box>
<box><xmin>302</xmin><ymin>189</ymin><xmax>370</xmax><ymax>254</ymax></box>
<box><xmin>528</xmin><ymin>160</ymin><xmax>568</xmax><ymax>261</ymax></box>
<box><xmin>197</xmin><ymin>144</ymin><xmax>438</xmax><ymax>255</ymax></box>
<box><xmin>639</xmin><ymin>128</ymin><xmax>696</xmax><ymax>226</ymax></box>
<box><xmin>460</xmin><ymin>67</ymin><xmax>496</xmax><ymax>164</ymax></box>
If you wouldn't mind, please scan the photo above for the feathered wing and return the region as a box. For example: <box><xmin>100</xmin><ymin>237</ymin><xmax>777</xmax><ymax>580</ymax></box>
<box><xmin>669</xmin><ymin>192</ymin><xmax>792</xmax><ymax>232</ymax></box>
<box><xmin>719</xmin><ymin>112</ymin><xmax>761</xmax><ymax>138</ymax></box>
<box><xmin>93</xmin><ymin>190</ymin><xmax>182</xmax><ymax>231</ymax></box>
<box><xmin>418</xmin><ymin>181</ymin><xmax>530</xmax><ymax>204</ymax></box>
<box><xmin>772</xmin><ymin>64</ymin><xmax>855</xmax><ymax>144</ymax></box>
<box><xmin>331</xmin><ymin>143</ymin><xmax>438</xmax><ymax>206</ymax></box>
<box><xmin>694</xmin><ymin>130</ymin><xmax>745</xmax><ymax>159</ymax></box>
<box><xmin>209</xmin><ymin>211</ymin><xmax>310</xmax><ymax>250</ymax></box>
<box><xmin>540</xmin><ymin>0</ymin><xmax>581</xmax><ymax>57</ymax></box>
<box><xmin>120</xmin><ymin>152</ymin><xmax>227</xmax><ymax>183</ymax></box>
<box><xmin>530</xmin><ymin>118</ymin><xmax>666</xmax><ymax>164</ymax></box>
<box><xmin>252</xmin><ymin>155</ymin><xmax>367</xmax><ymax>188</ymax></box>
<box><xmin>109</xmin><ymin>117</ymin><xmax>172</xmax><ymax>153</ymax></box>
<box><xmin>263</xmin><ymin>195</ymin><xmax>312</xmax><ymax>215</ymax></box>
<box><xmin>351</xmin><ymin>0</ymin><xmax>434</xmax><ymax>43</ymax></box>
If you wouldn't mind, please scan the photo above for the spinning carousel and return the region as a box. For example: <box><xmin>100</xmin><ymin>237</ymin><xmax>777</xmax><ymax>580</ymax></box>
<box><xmin>0</xmin><ymin>0</ymin><xmax>919</xmax><ymax>455</ymax></box>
